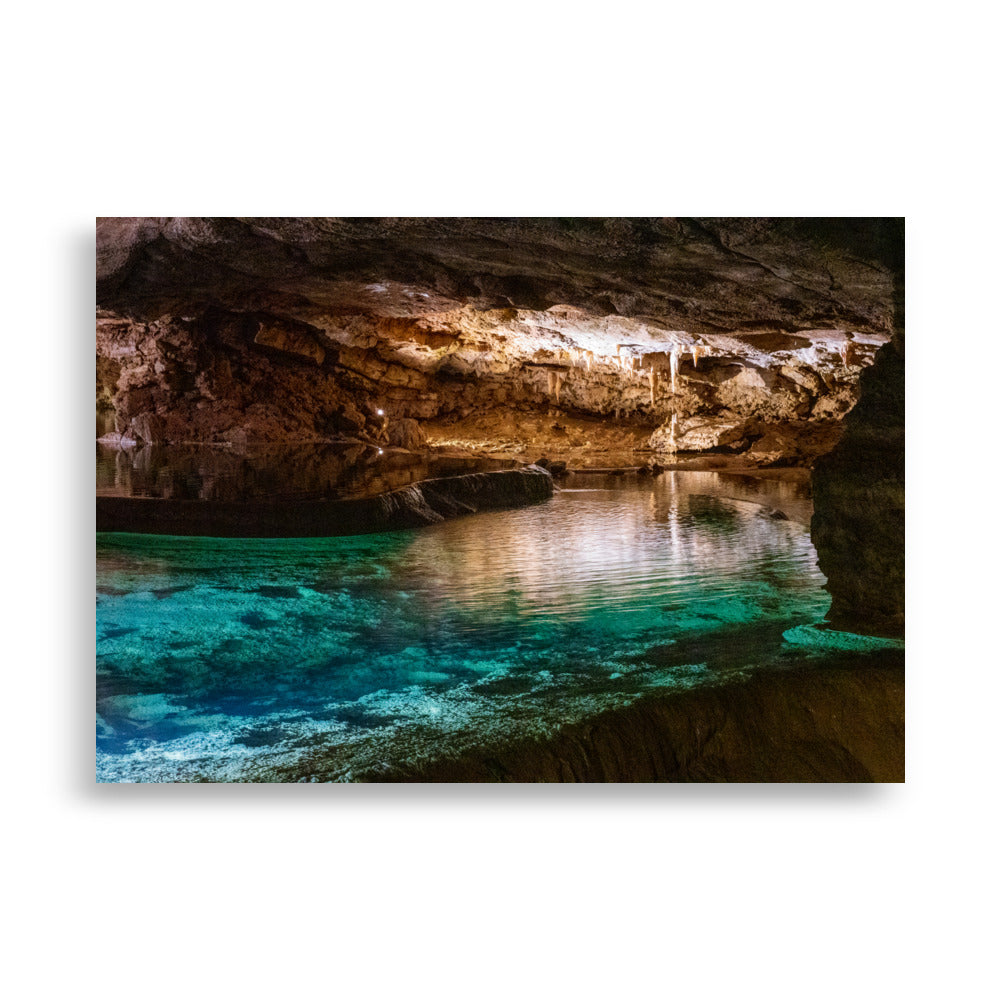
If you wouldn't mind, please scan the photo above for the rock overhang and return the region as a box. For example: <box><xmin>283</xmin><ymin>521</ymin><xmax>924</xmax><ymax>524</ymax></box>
<box><xmin>94</xmin><ymin>217</ymin><xmax>902</xmax><ymax>463</ymax></box>
<box><xmin>96</xmin><ymin>216</ymin><xmax>901</xmax><ymax>343</ymax></box>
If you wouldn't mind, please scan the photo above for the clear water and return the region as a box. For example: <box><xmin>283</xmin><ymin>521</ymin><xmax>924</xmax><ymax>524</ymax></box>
<box><xmin>96</xmin><ymin>471</ymin><xmax>836</xmax><ymax>782</ymax></box>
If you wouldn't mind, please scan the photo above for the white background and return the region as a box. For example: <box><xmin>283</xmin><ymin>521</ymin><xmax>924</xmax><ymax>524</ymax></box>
<box><xmin>2</xmin><ymin>3</ymin><xmax>996</xmax><ymax>998</ymax></box>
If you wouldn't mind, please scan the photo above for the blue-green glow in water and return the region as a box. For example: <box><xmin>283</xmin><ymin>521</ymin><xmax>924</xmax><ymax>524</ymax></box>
<box><xmin>96</xmin><ymin>472</ymin><xmax>838</xmax><ymax>782</ymax></box>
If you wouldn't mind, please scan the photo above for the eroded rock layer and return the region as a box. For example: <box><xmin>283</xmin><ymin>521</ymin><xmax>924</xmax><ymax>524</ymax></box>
<box><xmin>96</xmin><ymin>218</ymin><xmax>901</xmax><ymax>464</ymax></box>
<box><xmin>812</xmin><ymin>338</ymin><xmax>905</xmax><ymax>635</ymax></box>
<box><xmin>313</xmin><ymin>655</ymin><xmax>905</xmax><ymax>783</ymax></box>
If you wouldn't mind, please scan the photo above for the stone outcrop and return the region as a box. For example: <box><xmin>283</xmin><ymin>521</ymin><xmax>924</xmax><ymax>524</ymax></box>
<box><xmin>96</xmin><ymin>218</ymin><xmax>899</xmax><ymax>335</ymax></box>
<box><xmin>308</xmin><ymin>655</ymin><xmax>905</xmax><ymax>782</ymax></box>
<box><xmin>95</xmin><ymin>218</ymin><xmax>898</xmax><ymax>461</ymax></box>
<box><xmin>96</xmin><ymin>465</ymin><xmax>553</xmax><ymax>537</ymax></box>
<box><xmin>650</xmin><ymin>416</ymin><xmax>748</xmax><ymax>453</ymax></box>
<box><xmin>387</xmin><ymin>417</ymin><xmax>427</xmax><ymax>451</ymax></box>
<box><xmin>811</xmin><ymin>338</ymin><xmax>905</xmax><ymax>635</ymax></box>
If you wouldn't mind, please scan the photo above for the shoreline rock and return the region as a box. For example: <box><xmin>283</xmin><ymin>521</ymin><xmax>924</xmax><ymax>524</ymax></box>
<box><xmin>96</xmin><ymin>466</ymin><xmax>554</xmax><ymax>537</ymax></box>
<box><xmin>364</xmin><ymin>655</ymin><xmax>904</xmax><ymax>783</ymax></box>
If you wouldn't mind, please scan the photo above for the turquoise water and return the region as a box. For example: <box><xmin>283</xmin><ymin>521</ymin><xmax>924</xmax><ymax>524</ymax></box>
<box><xmin>96</xmin><ymin>471</ymin><xmax>834</xmax><ymax>782</ymax></box>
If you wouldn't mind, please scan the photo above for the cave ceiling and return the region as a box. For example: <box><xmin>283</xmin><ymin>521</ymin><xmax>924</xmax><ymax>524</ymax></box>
<box><xmin>96</xmin><ymin>217</ymin><xmax>901</xmax><ymax>367</ymax></box>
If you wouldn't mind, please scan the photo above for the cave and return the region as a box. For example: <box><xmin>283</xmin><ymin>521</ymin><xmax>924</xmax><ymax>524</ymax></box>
<box><xmin>95</xmin><ymin>217</ymin><xmax>904</xmax><ymax>783</ymax></box>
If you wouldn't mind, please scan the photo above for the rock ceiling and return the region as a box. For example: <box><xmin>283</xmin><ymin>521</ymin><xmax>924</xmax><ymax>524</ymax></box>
<box><xmin>97</xmin><ymin>217</ymin><xmax>900</xmax><ymax>350</ymax></box>
<box><xmin>95</xmin><ymin>217</ymin><xmax>902</xmax><ymax>458</ymax></box>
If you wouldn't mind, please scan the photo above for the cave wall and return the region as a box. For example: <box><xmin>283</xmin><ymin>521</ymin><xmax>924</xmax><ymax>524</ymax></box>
<box><xmin>812</xmin><ymin>336</ymin><xmax>905</xmax><ymax>636</ymax></box>
<box><xmin>96</xmin><ymin>298</ymin><xmax>876</xmax><ymax>460</ymax></box>
<box><xmin>96</xmin><ymin>217</ymin><xmax>900</xmax><ymax>336</ymax></box>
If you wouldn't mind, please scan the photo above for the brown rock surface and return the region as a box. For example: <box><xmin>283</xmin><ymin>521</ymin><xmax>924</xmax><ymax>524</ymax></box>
<box><xmin>96</xmin><ymin>217</ymin><xmax>899</xmax><ymax>335</ymax></box>
<box><xmin>95</xmin><ymin>219</ymin><xmax>898</xmax><ymax>459</ymax></box>
<box><xmin>812</xmin><ymin>338</ymin><xmax>905</xmax><ymax>635</ymax></box>
<box><xmin>328</xmin><ymin>655</ymin><xmax>905</xmax><ymax>783</ymax></box>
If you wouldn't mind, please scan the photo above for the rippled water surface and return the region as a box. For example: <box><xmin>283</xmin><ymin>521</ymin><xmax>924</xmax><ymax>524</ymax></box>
<box><xmin>96</xmin><ymin>471</ymin><xmax>836</xmax><ymax>782</ymax></box>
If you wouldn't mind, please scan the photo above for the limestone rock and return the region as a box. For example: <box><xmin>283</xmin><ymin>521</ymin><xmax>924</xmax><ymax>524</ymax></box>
<box><xmin>650</xmin><ymin>417</ymin><xmax>747</xmax><ymax>452</ymax></box>
<box><xmin>387</xmin><ymin>418</ymin><xmax>427</xmax><ymax>451</ymax></box>
<box><xmin>368</xmin><ymin>658</ymin><xmax>904</xmax><ymax>783</ymax></box>
<box><xmin>253</xmin><ymin>319</ymin><xmax>325</xmax><ymax>365</ymax></box>
<box><xmin>128</xmin><ymin>413</ymin><xmax>164</xmax><ymax>445</ymax></box>
<box><xmin>748</xmin><ymin>428</ymin><xmax>800</xmax><ymax>461</ymax></box>
<box><xmin>97</xmin><ymin>467</ymin><xmax>554</xmax><ymax>537</ymax></box>
<box><xmin>93</xmin><ymin>218</ymin><xmax>902</xmax><ymax>486</ymax></box>
<box><xmin>96</xmin><ymin>218</ymin><xmax>900</xmax><ymax>336</ymax></box>
<box><xmin>811</xmin><ymin>339</ymin><xmax>904</xmax><ymax>635</ymax></box>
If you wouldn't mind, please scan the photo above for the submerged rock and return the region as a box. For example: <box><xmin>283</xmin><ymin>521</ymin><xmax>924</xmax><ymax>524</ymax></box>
<box><xmin>361</xmin><ymin>656</ymin><xmax>905</xmax><ymax>783</ymax></box>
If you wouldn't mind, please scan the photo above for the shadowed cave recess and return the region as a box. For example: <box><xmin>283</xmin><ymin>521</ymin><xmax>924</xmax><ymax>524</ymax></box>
<box><xmin>96</xmin><ymin>217</ymin><xmax>904</xmax><ymax>782</ymax></box>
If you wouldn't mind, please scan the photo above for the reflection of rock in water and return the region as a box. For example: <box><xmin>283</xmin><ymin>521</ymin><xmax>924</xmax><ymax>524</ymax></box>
<box><xmin>96</xmin><ymin>442</ymin><xmax>517</xmax><ymax>501</ymax></box>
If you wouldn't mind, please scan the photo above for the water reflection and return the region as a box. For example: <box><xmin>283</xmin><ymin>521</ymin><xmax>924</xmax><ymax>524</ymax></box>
<box><xmin>96</xmin><ymin>472</ymin><xmax>842</xmax><ymax>782</ymax></box>
<box><xmin>96</xmin><ymin>443</ymin><xmax>516</xmax><ymax>501</ymax></box>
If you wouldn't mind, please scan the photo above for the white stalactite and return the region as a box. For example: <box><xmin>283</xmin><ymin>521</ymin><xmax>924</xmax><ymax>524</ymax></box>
<box><xmin>669</xmin><ymin>348</ymin><xmax>679</xmax><ymax>393</ymax></box>
<box><xmin>692</xmin><ymin>345</ymin><xmax>700</xmax><ymax>368</ymax></box>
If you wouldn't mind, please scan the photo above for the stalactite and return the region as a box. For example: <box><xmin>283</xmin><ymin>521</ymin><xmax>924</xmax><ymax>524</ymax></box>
<box><xmin>669</xmin><ymin>348</ymin><xmax>679</xmax><ymax>393</ymax></box>
<box><xmin>692</xmin><ymin>345</ymin><xmax>700</xmax><ymax>368</ymax></box>
<box><xmin>649</xmin><ymin>367</ymin><xmax>658</xmax><ymax>407</ymax></box>
<box><xmin>554</xmin><ymin>372</ymin><xmax>563</xmax><ymax>404</ymax></box>
<box><xmin>585</xmin><ymin>350</ymin><xmax>594</xmax><ymax>371</ymax></box>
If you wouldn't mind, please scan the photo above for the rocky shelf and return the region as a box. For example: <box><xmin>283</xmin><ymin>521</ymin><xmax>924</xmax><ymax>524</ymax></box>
<box><xmin>368</xmin><ymin>654</ymin><xmax>905</xmax><ymax>783</ymax></box>
<box><xmin>96</xmin><ymin>465</ymin><xmax>554</xmax><ymax>537</ymax></box>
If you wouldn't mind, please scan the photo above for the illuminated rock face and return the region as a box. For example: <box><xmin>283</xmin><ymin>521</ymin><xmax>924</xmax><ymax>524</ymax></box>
<box><xmin>96</xmin><ymin>218</ymin><xmax>899</xmax><ymax>458</ymax></box>
<box><xmin>96</xmin><ymin>218</ymin><xmax>899</xmax><ymax>333</ymax></box>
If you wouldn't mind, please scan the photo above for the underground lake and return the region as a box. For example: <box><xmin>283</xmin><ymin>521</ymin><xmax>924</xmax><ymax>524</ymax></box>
<box><xmin>95</xmin><ymin>217</ymin><xmax>905</xmax><ymax>782</ymax></box>
<box><xmin>96</xmin><ymin>463</ymin><xmax>902</xmax><ymax>782</ymax></box>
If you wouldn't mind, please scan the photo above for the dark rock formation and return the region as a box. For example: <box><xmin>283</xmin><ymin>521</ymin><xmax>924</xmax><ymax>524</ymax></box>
<box><xmin>96</xmin><ymin>466</ymin><xmax>553</xmax><ymax>537</ymax></box>
<box><xmin>811</xmin><ymin>339</ymin><xmax>905</xmax><ymax>635</ymax></box>
<box><xmin>96</xmin><ymin>218</ymin><xmax>899</xmax><ymax>335</ymax></box>
<box><xmin>327</xmin><ymin>655</ymin><xmax>905</xmax><ymax>782</ymax></box>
